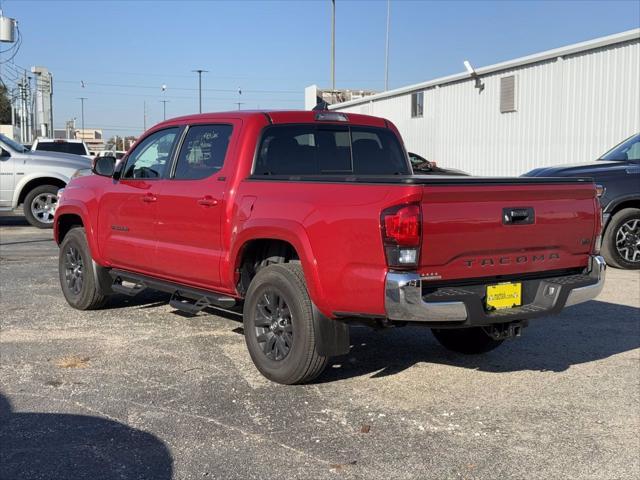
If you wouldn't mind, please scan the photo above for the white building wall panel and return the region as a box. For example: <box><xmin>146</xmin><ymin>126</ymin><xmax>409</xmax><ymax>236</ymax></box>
<box><xmin>336</xmin><ymin>38</ymin><xmax>640</xmax><ymax>177</ymax></box>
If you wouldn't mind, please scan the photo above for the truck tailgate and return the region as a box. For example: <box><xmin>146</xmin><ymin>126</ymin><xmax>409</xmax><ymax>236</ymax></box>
<box><xmin>419</xmin><ymin>182</ymin><xmax>598</xmax><ymax>281</ymax></box>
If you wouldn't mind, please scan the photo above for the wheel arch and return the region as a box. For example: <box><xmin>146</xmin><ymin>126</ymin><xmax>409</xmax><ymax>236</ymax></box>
<box><xmin>229</xmin><ymin>223</ymin><xmax>327</xmax><ymax>314</ymax></box>
<box><xmin>14</xmin><ymin>175</ymin><xmax>67</xmax><ymax>207</ymax></box>
<box><xmin>55</xmin><ymin>213</ymin><xmax>85</xmax><ymax>245</ymax></box>
<box><xmin>604</xmin><ymin>196</ymin><xmax>640</xmax><ymax>218</ymax></box>
<box><xmin>54</xmin><ymin>202</ymin><xmax>105</xmax><ymax>265</ymax></box>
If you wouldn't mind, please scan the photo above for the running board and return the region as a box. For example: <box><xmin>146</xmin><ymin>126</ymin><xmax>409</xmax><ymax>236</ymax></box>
<box><xmin>170</xmin><ymin>292</ymin><xmax>214</xmax><ymax>315</ymax></box>
<box><xmin>109</xmin><ymin>269</ymin><xmax>237</xmax><ymax>311</ymax></box>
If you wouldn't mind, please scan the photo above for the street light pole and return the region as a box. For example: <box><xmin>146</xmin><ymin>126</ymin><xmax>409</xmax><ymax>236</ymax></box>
<box><xmin>77</xmin><ymin>97</ymin><xmax>87</xmax><ymax>140</ymax></box>
<box><xmin>385</xmin><ymin>0</ymin><xmax>390</xmax><ymax>91</ymax></box>
<box><xmin>160</xmin><ymin>100</ymin><xmax>169</xmax><ymax>120</ymax></box>
<box><xmin>331</xmin><ymin>0</ymin><xmax>335</xmax><ymax>91</ymax></box>
<box><xmin>192</xmin><ymin>69</ymin><xmax>208</xmax><ymax>113</ymax></box>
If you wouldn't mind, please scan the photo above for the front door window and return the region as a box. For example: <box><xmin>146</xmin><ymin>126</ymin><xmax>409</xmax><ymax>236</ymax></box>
<box><xmin>122</xmin><ymin>128</ymin><xmax>179</xmax><ymax>179</ymax></box>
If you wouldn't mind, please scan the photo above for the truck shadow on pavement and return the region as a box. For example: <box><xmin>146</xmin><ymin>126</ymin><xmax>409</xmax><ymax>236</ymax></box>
<box><xmin>0</xmin><ymin>214</ymin><xmax>31</xmax><ymax>227</ymax></box>
<box><xmin>319</xmin><ymin>300</ymin><xmax>640</xmax><ymax>381</ymax></box>
<box><xmin>0</xmin><ymin>393</ymin><xmax>173</xmax><ymax>480</ymax></box>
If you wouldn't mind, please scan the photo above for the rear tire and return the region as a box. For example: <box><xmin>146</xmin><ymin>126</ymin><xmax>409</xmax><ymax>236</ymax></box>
<box><xmin>601</xmin><ymin>208</ymin><xmax>640</xmax><ymax>270</ymax></box>
<box><xmin>59</xmin><ymin>227</ymin><xmax>109</xmax><ymax>310</ymax></box>
<box><xmin>243</xmin><ymin>263</ymin><xmax>328</xmax><ymax>384</ymax></box>
<box><xmin>431</xmin><ymin>327</ymin><xmax>504</xmax><ymax>354</ymax></box>
<box><xmin>23</xmin><ymin>184</ymin><xmax>59</xmax><ymax>228</ymax></box>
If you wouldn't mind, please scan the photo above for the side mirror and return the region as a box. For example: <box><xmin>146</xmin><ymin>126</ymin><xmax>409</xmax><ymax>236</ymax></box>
<box><xmin>92</xmin><ymin>156</ymin><xmax>116</xmax><ymax>177</ymax></box>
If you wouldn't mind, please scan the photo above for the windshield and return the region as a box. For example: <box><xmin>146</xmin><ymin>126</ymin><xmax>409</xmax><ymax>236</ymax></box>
<box><xmin>35</xmin><ymin>141</ymin><xmax>88</xmax><ymax>156</ymax></box>
<box><xmin>599</xmin><ymin>134</ymin><xmax>640</xmax><ymax>162</ymax></box>
<box><xmin>0</xmin><ymin>134</ymin><xmax>29</xmax><ymax>153</ymax></box>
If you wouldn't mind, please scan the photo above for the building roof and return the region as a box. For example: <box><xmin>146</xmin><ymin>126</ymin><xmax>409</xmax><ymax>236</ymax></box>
<box><xmin>329</xmin><ymin>28</ymin><xmax>640</xmax><ymax>110</ymax></box>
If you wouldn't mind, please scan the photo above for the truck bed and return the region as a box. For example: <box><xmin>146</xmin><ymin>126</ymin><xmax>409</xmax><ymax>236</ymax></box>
<box><xmin>249</xmin><ymin>174</ymin><xmax>594</xmax><ymax>185</ymax></box>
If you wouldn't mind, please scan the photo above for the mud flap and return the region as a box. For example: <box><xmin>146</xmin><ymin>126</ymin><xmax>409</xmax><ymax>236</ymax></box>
<box><xmin>312</xmin><ymin>304</ymin><xmax>350</xmax><ymax>357</ymax></box>
<box><xmin>92</xmin><ymin>260</ymin><xmax>114</xmax><ymax>295</ymax></box>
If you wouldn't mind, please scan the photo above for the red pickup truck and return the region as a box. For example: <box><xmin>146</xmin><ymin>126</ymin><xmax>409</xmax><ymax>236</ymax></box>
<box><xmin>54</xmin><ymin>111</ymin><xmax>606</xmax><ymax>384</ymax></box>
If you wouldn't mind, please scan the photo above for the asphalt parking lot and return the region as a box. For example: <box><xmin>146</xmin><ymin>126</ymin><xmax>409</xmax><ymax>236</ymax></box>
<box><xmin>1</xmin><ymin>214</ymin><xmax>639</xmax><ymax>480</ymax></box>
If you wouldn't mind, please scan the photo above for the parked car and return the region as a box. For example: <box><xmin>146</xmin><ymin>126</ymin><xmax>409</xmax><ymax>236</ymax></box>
<box><xmin>31</xmin><ymin>138</ymin><xmax>92</xmax><ymax>159</ymax></box>
<box><xmin>524</xmin><ymin>133</ymin><xmax>640</xmax><ymax>269</ymax></box>
<box><xmin>54</xmin><ymin>111</ymin><xmax>605</xmax><ymax>384</ymax></box>
<box><xmin>409</xmin><ymin>152</ymin><xmax>470</xmax><ymax>176</ymax></box>
<box><xmin>0</xmin><ymin>134</ymin><xmax>91</xmax><ymax>228</ymax></box>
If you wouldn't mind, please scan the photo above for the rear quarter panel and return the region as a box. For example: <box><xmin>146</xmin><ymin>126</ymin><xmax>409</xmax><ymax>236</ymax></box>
<box><xmin>230</xmin><ymin>180</ymin><xmax>422</xmax><ymax>316</ymax></box>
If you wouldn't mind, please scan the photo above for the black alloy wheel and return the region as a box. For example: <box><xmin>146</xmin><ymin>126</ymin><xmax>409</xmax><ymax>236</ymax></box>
<box><xmin>254</xmin><ymin>289</ymin><xmax>294</xmax><ymax>361</ymax></box>
<box><xmin>63</xmin><ymin>245</ymin><xmax>84</xmax><ymax>295</ymax></box>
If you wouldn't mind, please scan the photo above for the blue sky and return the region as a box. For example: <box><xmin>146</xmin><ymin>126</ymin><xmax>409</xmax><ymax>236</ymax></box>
<box><xmin>2</xmin><ymin>0</ymin><xmax>639</xmax><ymax>139</ymax></box>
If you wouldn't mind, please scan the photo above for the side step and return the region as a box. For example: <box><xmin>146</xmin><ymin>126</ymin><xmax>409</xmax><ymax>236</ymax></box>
<box><xmin>112</xmin><ymin>277</ymin><xmax>146</xmax><ymax>296</ymax></box>
<box><xmin>110</xmin><ymin>269</ymin><xmax>237</xmax><ymax>313</ymax></box>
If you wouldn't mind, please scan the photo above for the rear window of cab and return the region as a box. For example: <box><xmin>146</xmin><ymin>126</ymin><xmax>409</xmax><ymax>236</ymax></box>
<box><xmin>253</xmin><ymin>124</ymin><xmax>409</xmax><ymax>176</ymax></box>
<box><xmin>36</xmin><ymin>142</ymin><xmax>87</xmax><ymax>156</ymax></box>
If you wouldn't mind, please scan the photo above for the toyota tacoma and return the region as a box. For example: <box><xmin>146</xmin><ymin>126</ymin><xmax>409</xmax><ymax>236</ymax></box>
<box><xmin>54</xmin><ymin>111</ymin><xmax>606</xmax><ymax>384</ymax></box>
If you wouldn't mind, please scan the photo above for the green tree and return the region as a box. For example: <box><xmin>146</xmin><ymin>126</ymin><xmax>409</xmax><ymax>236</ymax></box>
<box><xmin>0</xmin><ymin>84</ymin><xmax>11</xmax><ymax>125</ymax></box>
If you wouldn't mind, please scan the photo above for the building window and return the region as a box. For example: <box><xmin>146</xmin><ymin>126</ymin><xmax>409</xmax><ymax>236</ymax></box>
<box><xmin>411</xmin><ymin>91</ymin><xmax>424</xmax><ymax>118</ymax></box>
<box><xmin>500</xmin><ymin>75</ymin><xmax>516</xmax><ymax>113</ymax></box>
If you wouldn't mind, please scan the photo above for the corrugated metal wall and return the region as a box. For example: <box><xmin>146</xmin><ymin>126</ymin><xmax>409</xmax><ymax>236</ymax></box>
<box><xmin>336</xmin><ymin>39</ymin><xmax>640</xmax><ymax>177</ymax></box>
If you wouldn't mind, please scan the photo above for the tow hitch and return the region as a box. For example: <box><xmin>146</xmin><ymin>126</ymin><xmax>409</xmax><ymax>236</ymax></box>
<box><xmin>483</xmin><ymin>320</ymin><xmax>528</xmax><ymax>340</ymax></box>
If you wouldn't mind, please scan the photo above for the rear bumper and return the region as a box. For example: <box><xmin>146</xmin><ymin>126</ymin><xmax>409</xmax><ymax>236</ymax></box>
<box><xmin>385</xmin><ymin>255</ymin><xmax>606</xmax><ymax>326</ymax></box>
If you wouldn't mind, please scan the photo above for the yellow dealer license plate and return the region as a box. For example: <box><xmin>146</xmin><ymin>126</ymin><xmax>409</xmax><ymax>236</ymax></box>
<box><xmin>486</xmin><ymin>283</ymin><xmax>522</xmax><ymax>310</ymax></box>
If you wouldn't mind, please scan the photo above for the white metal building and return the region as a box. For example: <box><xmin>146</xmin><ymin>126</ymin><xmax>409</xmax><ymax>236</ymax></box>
<box><xmin>326</xmin><ymin>29</ymin><xmax>640</xmax><ymax>177</ymax></box>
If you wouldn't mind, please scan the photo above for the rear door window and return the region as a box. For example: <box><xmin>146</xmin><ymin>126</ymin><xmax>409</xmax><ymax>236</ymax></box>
<box><xmin>254</xmin><ymin>124</ymin><xmax>409</xmax><ymax>176</ymax></box>
<box><xmin>173</xmin><ymin>124</ymin><xmax>233</xmax><ymax>180</ymax></box>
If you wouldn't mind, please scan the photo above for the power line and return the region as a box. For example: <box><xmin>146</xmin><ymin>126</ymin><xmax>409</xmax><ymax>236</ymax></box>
<box><xmin>54</xmin><ymin>79</ymin><xmax>299</xmax><ymax>95</ymax></box>
<box><xmin>51</xmin><ymin>88</ymin><xmax>300</xmax><ymax>103</ymax></box>
<box><xmin>0</xmin><ymin>25</ymin><xmax>22</xmax><ymax>64</ymax></box>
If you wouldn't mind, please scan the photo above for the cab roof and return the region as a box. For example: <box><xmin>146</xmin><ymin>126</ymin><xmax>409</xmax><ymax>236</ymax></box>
<box><xmin>153</xmin><ymin>110</ymin><xmax>388</xmax><ymax>130</ymax></box>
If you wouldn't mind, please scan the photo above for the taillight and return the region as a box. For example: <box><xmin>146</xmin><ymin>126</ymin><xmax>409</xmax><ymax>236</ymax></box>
<box><xmin>381</xmin><ymin>203</ymin><xmax>421</xmax><ymax>268</ymax></box>
<box><xmin>593</xmin><ymin>195</ymin><xmax>604</xmax><ymax>254</ymax></box>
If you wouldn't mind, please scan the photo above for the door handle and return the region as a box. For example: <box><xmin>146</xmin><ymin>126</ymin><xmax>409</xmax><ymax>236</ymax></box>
<box><xmin>503</xmin><ymin>207</ymin><xmax>534</xmax><ymax>225</ymax></box>
<box><xmin>141</xmin><ymin>193</ymin><xmax>157</xmax><ymax>203</ymax></box>
<box><xmin>197</xmin><ymin>196</ymin><xmax>219</xmax><ymax>207</ymax></box>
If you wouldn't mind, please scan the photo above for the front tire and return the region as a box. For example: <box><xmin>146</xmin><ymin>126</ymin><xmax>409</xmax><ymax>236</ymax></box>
<box><xmin>243</xmin><ymin>263</ymin><xmax>328</xmax><ymax>384</ymax></box>
<box><xmin>601</xmin><ymin>208</ymin><xmax>640</xmax><ymax>269</ymax></box>
<box><xmin>59</xmin><ymin>227</ymin><xmax>109</xmax><ymax>310</ymax></box>
<box><xmin>23</xmin><ymin>184</ymin><xmax>59</xmax><ymax>228</ymax></box>
<box><xmin>431</xmin><ymin>327</ymin><xmax>504</xmax><ymax>354</ymax></box>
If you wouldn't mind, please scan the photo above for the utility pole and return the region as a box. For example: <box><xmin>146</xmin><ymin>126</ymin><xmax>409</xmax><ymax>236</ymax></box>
<box><xmin>77</xmin><ymin>97</ymin><xmax>87</xmax><ymax>141</ymax></box>
<box><xmin>19</xmin><ymin>77</ymin><xmax>27</xmax><ymax>143</ymax></box>
<box><xmin>192</xmin><ymin>69</ymin><xmax>208</xmax><ymax>113</ymax></box>
<box><xmin>160</xmin><ymin>99</ymin><xmax>169</xmax><ymax>120</ymax></box>
<box><xmin>384</xmin><ymin>0</ymin><xmax>390</xmax><ymax>91</ymax></box>
<box><xmin>235</xmin><ymin>102</ymin><xmax>244</xmax><ymax>110</ymax></box>
<box><xmin>331</xmin><ymin>0</ymin><xmax>335</xmax><ymax>90</ymax></box>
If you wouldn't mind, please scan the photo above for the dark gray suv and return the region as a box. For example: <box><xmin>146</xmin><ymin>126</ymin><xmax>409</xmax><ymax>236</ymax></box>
<box><xmin>525</xmin><ymin>134</ymin><xmax>640</xmax><ymax>270</ymax></box>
